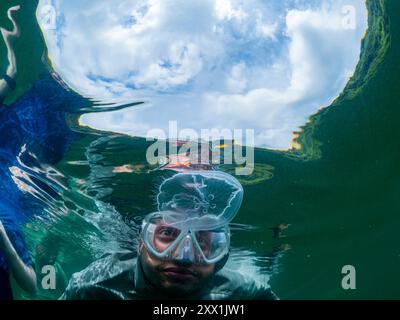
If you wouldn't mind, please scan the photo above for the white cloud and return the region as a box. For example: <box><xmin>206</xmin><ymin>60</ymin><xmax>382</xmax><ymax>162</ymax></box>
<box><xmin>133</xmin><ymin>41</ymin><xmax>204</xmax><ymax>90</ymax></box>
<box><xmin>38</xmin><ymin>0</ymin><xmax>367</xmax><ymax>149</ymax></box>
<box><xmin>215</xmin><ymin>0</ymin><xmax>247</xmax><ymax>21</ymax></box>
<box><xmin>226</xmin><ymin>62</ymin><xmax>247</xmax><ymax>93</ymax></box>
<box><xmin>256</xmin><ymin>21</ymin><xmax>278</xmax><ymax>40</ymax></box>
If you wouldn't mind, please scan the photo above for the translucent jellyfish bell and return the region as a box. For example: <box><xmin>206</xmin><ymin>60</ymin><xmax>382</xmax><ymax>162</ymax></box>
<box><xmin>157</xmin><ymin>171</ymin><xmax>244</xmax><ymax>230</ymax></box>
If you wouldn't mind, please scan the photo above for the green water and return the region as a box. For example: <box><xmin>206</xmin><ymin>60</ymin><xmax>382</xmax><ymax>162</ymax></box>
<box><xmin>1</xmin><ymin>0</ymin><xmax>399</xmax><ymax>300</ymax></box>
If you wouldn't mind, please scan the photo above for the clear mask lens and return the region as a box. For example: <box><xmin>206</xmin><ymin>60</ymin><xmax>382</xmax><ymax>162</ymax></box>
<box><xmin>143</xmin><ymin>213</ymin><xmax>229</xmax><ymax>264</ymax></box>
<box><xmin>194</xmin><ymin>230</ymin><xmax>229</xmax><ymax>261</ymax></box>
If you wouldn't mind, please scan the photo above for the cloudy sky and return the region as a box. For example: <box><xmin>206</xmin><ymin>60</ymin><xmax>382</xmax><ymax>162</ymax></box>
<box><xmin>37</xmin><ymin>0</ymin><xmax>367</xmax><ymax>149</ymax></box>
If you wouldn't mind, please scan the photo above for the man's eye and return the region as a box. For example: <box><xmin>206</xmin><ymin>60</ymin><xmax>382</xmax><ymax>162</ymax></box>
<box><xmin>199</xmin><ymin>239</ymin><xmax>209</xmax><ymax>249</ymax></box>
<box><xmin>197</xmin><ymin>232</ymin><xmax>211</xmax><ymax>248</ymax></box>
<box><xmin>161</xmin><ymin>229</ymin><xmax>173</xmax><ymax>236</ymax></box>
<box><xmin>156</xmin><ymin>227</ymin><xmax>179</xmax><ymax>239</ymax></box>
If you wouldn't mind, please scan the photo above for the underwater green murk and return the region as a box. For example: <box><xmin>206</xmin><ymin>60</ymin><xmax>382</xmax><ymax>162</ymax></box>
<box><xmin>1</xmin><ymin>0</ymin><xmax>399</xmax><ymax>300</ymax></box>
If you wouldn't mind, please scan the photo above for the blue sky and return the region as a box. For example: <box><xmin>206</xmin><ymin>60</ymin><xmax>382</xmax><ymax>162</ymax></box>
<box><xmin>37</xmin><ymin>0</ymin><xmax>367</xmax><ymax>149</ymax></box>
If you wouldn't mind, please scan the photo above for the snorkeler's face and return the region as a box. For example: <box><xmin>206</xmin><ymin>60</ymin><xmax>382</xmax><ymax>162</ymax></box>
<box><xmin>140</xmin><ymin>242</ymin><xmax>215</xmax><ymax>297</ymax></box>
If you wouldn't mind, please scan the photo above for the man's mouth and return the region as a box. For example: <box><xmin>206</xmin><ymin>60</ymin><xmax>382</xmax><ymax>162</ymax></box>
<box><xmin>162</xmin><ymin>267</ymin><xmax>198</xmax><ymax>281</ymax></box>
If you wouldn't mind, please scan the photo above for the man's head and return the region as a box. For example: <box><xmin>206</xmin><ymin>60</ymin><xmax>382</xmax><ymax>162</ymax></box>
<box><xmin>138</xmin><ymin>212</ymin><xmax>230</xmax><ymax>297</ymax></box>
